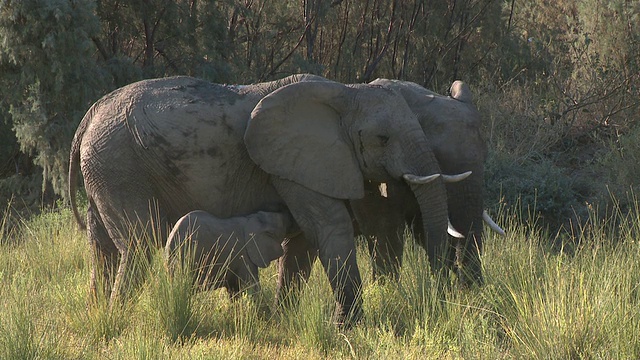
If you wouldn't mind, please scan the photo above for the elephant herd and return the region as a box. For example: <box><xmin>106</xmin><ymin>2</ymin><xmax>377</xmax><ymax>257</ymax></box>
<box><xmin>68</xmin><ymin>74</ymin><xmax>504</xmax><ymax>326</ymax></box>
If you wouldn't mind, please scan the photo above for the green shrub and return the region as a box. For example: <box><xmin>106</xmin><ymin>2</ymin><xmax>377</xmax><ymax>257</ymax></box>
<box><xmin>601</xmin><ymin>124</ymin><xmax>640</xmax><ymax>194</ymax></box>
<box><xmin>485</xmin><ymin>153</ymin><xmax>580</xmax><ymax>230</ymax></box>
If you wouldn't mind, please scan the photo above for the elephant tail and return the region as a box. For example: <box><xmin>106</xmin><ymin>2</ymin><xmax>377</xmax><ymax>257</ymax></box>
<box><xmin>68</xmin><ymin>107</ymin><xmax>94</xmax><ymax>231</ymax></box>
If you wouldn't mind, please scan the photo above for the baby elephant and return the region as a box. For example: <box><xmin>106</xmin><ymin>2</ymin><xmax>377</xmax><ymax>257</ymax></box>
<box><xmin>165</xmin><ymin>210</ymin><xmax>291</xmax><ymax>295</ymax></box>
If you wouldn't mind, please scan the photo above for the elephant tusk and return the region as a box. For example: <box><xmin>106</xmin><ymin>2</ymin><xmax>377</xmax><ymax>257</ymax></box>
<box><xmin>442</xmin><ymin>171</ymin><xmax>472</xmax><ymax>183</ymax></box>
<box><xmin>378</xmin><ymin>183</ymin><xmax>388</xmax><ymax>198</ymax></box>
<box><xmin>448</xmin><ymin>221</ymin><xmax>465</xmax><ymax>239</ymax></box>
<box><xmin>403</xmin><ymin>173</ymin><xmax>440</xmax><ymax>184</ymax></box>
<box><xmin>483</xmin><ymin>210</ymin><xmax>506</xmax><ymax>236</ymax></box>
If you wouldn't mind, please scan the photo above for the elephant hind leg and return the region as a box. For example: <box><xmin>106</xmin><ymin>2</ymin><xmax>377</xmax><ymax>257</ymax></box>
<box><xmin>108</xmin><ymin>211</ymin><xmax>166</xmax><ymax>306</ymax></box>
<box><xmin>86</xmin><ymin>201</ymin><xmax>119</xmax><ymax>302</ymax></box>
<box><xmin>108</xmin><ymin>238</ymin><xmax>152</xmax><ymax>305</ymax></box>
<box><xmin>90</xmin><ymin>196</ymin><xmax>169</xmax><ymax>306</ymax></box>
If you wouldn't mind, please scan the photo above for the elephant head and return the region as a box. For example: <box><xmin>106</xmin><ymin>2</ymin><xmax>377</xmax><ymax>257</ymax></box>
<box><xmin>367</xmin><ymin>78</ymin><xmax>505</xmax><ymax>285</ymax></box>
<box><xmin>244</xmin><ymin>81</ymin><xmax>452</xmax><ymax>321</ymax></box>
<box><xmin>165</xmin><ymin>210</ymin><xmax>289</xmax><ymax>294</ymax></box>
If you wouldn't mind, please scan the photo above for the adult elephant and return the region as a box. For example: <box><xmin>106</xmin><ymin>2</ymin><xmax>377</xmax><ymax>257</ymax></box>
<box><xmin>350</xmin><ymin>79</ymin><xmax>504</xmax><ymax>286</ymax></box>
<box><xmin>68</xmin><ymin>74</ymin><xmax>454</xmax><ymax>325</ymax></box>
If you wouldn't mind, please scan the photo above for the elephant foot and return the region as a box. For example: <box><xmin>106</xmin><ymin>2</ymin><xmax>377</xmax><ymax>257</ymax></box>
<box><xmin>457</xmin><ymin>266</ymin><xmax>484</xmax><ymax>288</ymax></box>
<box><xmin>331</xmin><ymin>280</ymin><xmax>364</xmax><ymax>328</ymax></box>
<box><xmin>365</xmin><ymin>236</ymin><xmax>404</xmax><ymax>282</ymax></box>
<box><xmin>333</xmin><ymin>301</ymin><xmax>363</xmax><ymax>329</ymax></box>
<box><xmin>455</xmin><ymin>240</ymin><xmax>484</xmax><ymax>288</ymax></box>
<box><xmin>369</xmin><ymin>244</ymin><xmax>402</xmax><ymax>282</ymax></box>
<box><xmin>89</xmin><ymin>268</ymin><xmax>111</xmax><ymax>305</ymax></box>
<box><xmin>371</xmin><ymin>266</ymin><xmax>401</xmax><ymax>284</ymax></box>
<box><xmin>455</xmin><ymin>256</ymin><xmax>484</xmax><ymax>288</ymax></box>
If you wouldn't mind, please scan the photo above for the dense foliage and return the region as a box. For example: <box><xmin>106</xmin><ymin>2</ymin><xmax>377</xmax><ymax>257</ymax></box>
<box><xmin>0</xmin><ymin>0</ymin><xmax>638</xmax><ymax>230</ymax></box>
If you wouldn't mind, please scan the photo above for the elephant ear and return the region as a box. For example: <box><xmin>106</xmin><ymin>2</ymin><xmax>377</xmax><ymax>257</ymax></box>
<box><xmin>450</xmin><ymin>81</ymin><xmax>473</xmax><ymax>103</ymax></box>
<box><xmin>245</xmin><ymin>235</ymin><xmax>283</xmax><ymax>268</ymax></box>
<box><xmin>245</xmin><ymin>81</ymin><xmax>364</xmax><ymax>199</ymax></box>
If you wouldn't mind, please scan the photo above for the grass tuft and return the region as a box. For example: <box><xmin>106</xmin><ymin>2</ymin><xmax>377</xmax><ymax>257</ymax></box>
<box><xmin>144</xmin><ymin>245</ymin><xmax>198</xmax><ymax>343</ymax></box>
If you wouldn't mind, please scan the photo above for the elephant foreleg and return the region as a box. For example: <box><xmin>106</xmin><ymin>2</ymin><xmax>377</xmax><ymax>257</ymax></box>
<box><xmin>276</xmin><ymin>232</ymin><xmax>318</xmax><ymax>307</ymax></box>
<box><xmin>272</xmin><ymin>178</ymin><xmax>363</xmax><ymax>327</ymax></box>
<box><xmin>456</xmin><ymin>231</ymin><xmax>484</xmax><ymax>287</ymax></box>
<box><xmin>349</xmin><ymin>182</ymin><xmax>405</xmax><ymax>281</ymax></box>
<box><xmin>364</xmin><ymin>234</ymin><xmax>404</xmax><ymax>281</ymax></box>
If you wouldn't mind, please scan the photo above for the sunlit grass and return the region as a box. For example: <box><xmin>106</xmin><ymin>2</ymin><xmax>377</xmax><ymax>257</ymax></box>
<box><xmin>2</xmin><ymin>203</ymin><xmax>640</xmax><ymax>358</ymax></box>
<box><xmin>0</xmin><ymin>284</ymin><xmax>63</xmax><ymax>359</ymax></box>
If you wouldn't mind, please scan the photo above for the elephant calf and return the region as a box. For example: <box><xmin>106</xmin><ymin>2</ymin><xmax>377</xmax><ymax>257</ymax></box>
<box><xmin>165</xmin><ymin>210</ymin><xmax>291</xmax><ymax>295</ymax></box>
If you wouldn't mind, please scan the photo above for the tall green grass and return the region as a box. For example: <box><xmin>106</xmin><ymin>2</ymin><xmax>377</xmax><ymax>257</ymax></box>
<box><xmin>1</xmin><ymin>203</ymin><xmax>640</xmax><ymax>358</ymax></box>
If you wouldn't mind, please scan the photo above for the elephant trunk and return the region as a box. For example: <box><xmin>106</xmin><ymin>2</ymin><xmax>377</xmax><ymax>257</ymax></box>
<box><xmin>409</xmin><ymin>180</ymin><xmax>450</xmax><ymax>273</ymax></box>
<box><xmin>396</xmin><ymin>133</ymin><xmax>450</xmax><ymax>274</ymax></box>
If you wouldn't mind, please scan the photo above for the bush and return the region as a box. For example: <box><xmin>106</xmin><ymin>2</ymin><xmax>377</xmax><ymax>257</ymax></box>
<box><xmin>601</xmin><ymin>125</ymin><xmax>640</xmax><ymax>193</ymax></box>
<box><xmin>485</xmin><ymin>153</ymin><xmax>580</xmax><ymax>230</ymax></box>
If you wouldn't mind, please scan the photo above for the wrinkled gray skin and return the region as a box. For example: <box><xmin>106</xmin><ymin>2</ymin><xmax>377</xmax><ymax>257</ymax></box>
<box><xmin>165</xmin><ymin>210</ymin><xmax>290</xmax><ymax>295</ymax></box>
<box><xmin>68</xmin><ymin>75</ymin><xmax>450</xmax><ymax>325</ymax></box>
<box><xmin>350</xmin><ymin>79</ymin><xmax>487</xmax><ymax>286</ymax></box>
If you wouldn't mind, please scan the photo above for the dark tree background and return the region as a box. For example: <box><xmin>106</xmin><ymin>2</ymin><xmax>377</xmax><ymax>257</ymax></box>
<box><xmin>0</xmin><ymin>0</ymin><xmax>638</xmax><ymax>226</ymax></box>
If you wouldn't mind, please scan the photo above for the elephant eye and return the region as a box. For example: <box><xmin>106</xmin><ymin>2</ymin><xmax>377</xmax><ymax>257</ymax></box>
<box><xmin>377</xmin><ymin>135</ymin><xmax>389</xmax><ymax>146</ymax></box>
